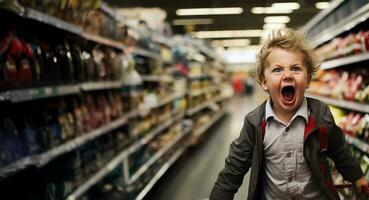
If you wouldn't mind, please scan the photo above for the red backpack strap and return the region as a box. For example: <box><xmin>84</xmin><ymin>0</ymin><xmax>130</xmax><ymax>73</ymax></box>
<box><xmin>261</xmin><ymin>119</ymin><xmax>267</xmax><ymax>140</ymax></box>
<box><xmin>319</xmin><ymin>126</ymin><xmax>328</xmax><ymax>151</ymax></box>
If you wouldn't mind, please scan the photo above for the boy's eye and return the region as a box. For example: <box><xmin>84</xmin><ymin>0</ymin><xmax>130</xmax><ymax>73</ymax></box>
<box><xmin>272</xmin><ymin>67</ymin><xmax>282</xmax><ymax>73</ymax></box>
<box><xmin>291</xmin><ymin>66</ymin><xmax>302</xmax><ymax>72</ymax></box>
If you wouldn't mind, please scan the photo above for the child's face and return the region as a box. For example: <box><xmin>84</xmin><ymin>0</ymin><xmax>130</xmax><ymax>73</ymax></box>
<box><xmin>261</xmin><ymin>48</ymin><xmax>311</xmax><ymax>113</ymax></box>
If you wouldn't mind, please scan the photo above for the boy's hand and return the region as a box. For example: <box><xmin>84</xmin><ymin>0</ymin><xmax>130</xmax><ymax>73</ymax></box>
<box><xmin>355</xmin><ymin>176</ymin><xmax>369</xmax><ymax>193</ymax></box>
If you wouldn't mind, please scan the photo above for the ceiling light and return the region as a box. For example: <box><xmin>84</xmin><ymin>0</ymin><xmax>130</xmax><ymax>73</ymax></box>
<box><xmin>271</xmin><ymin>2</ymin><xmax>300</xmax><ymax>10</ymax></box>
<box><xmin>263</xmin><ymin>23</ymin><xmax>286</xmax><ymax>29</ymax></box>
<box><xmin>251</xmin><ymin>7</ymin><xmax>293</xmax><ymax>14</ymax></box>
<box><xmin>264</xmin><ymin>16</ymin><xmax>290</xmax><ymax>24</ymax></box>
<box><xmin>211</xmin><ymin>39</ymin><xmax>251</xmax><ymax>47</ymax></box>
<box><xmin>192</xmin><ymin>30</ymin><xmax>263</xmax><ymax>38</ymax></box>
<box><xmin>176</xmin><ymin>7</ymin><xmax>243</xmax><ymax>16</ymax></box>
<box><xmin>315</xmin><ymin>2</ymin><xmax>330</xmax><ymax>9</ymax></box>
<box><xmin>172</xmin><ymin>18</ymin><xmax>214</xmax><ymax>25</ymax></box>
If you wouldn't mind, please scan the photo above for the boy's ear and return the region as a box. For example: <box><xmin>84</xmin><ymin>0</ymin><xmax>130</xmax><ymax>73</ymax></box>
<box><xmin>260</xmin><ymin>78</ymin><xmax>269</xmax><ymax>92</ymax></box>
<box><xmin>306</xmin><ymin>74</ymin><xmax>312</xmax><ymax>89</ymax></box>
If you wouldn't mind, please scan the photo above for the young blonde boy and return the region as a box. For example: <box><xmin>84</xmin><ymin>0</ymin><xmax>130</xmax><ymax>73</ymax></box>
<box><xmin>210</xmin><ymin>28</ymin><xmax>368</xmax><ymax>200</ymax></box>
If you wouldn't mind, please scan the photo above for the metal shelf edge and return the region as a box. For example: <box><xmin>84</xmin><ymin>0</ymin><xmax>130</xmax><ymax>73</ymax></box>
<box><xmin>186</xmin><ymin>96</ymin><xmax>223</xmax><ymax>116</ymax></box>
<box><xmin>9</xmin><ymin>85</ymin><xmax>80</xmax><ymax>103</ymax></box>
<box><xmin>36</xmin><ymin>116</ymin><xmax>129</xmax><ymax>167</ymax></box>
<box><xmin>306</xmin><ymin>93</ymin><xmax>369</xmax><ymax>113</ymax></box>
<box><xmin>66</xmin><ymin>147</ymin><xmax>130</xmax><ymax>200</ymax></box>
<box><xmin>193</xmin><ymin>109</ymin><xmax>226</xmax><ymax>137</ymax></box>
<box><xmin>321</xmin><ymin>53</ymin><xmax>369</xmax><ymax>70</ymax></box>
<box><xmin>128</xmin><ymin>125</ymin><xmax>190</xmax><ymax>184</ymax></box>
<box><xmin>345</xmin><ymin>134</ymin><xmax>369</xmax><ymax>154</ymax></box>
<box><xmin>80</xmin><ymin>81</ymin><xmax>123</xmax><ymax>91</ymax></box>
<box><xmin>66</xmin><ymin>113</ymin><xmax>184</xmax><ymax>200</ymax></box>
<box><xmin>310</xmin><ymin>3</ymin><xmax>369</xmax><ymax>47</ymax></box>
<box><xmin>135</xmin><ymin>144</ymin><xmax>189</xmax><ymax>200</ymax></box>
<box><xmin>25</xmin><ymin>8</ymin><xmax>81</xmax><ymax>35</ymax></box>
<box><xmin>0</xmin><ymin>156</ymin><xmax>35</xmax><ymax>181</ymax></box>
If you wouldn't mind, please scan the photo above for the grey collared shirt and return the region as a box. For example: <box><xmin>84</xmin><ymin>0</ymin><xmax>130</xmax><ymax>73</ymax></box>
<box><xmin>262</xmin><ymin>98</ymin><xmax>325</xmax><ymax>200</ymax></box>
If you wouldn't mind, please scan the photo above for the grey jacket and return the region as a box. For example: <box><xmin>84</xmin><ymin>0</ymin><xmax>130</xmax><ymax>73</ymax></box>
<box><xmin>210</xmin><ymin>98</ymin><xmax>363</xmax><ymax>200</ymax></box>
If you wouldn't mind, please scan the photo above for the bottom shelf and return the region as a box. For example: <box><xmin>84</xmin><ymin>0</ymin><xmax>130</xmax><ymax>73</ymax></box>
<box><xmin>135</xmin><ymin>142</ymin><xmax>189</xmax><ymax>200</ymax></box>
<box><xmin>193</xmin><ymin>109</ymin><xmax>226</xmax><ymax>137</ymax></box>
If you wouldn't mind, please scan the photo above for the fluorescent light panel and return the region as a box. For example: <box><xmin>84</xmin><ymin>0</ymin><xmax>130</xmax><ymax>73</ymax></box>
<box><xmin>315</xmin><ymin>2</ymin><xmax>330</xmax><ymax>9</ymax></box>
<box><xmin>271</xmin><ymin>2</ymin><xmax>300</xmax><ymax>10</ymax></box>
<box><xmin>193</xmin><ymin>30</ymin><xmax>263</xmax><ymax>38</ymax></box>
<box><xmin>252</xmin><ymin>2</ymin><xmax>299</xmax><ymax>14</ymax></box>
<box><xmin>176</xmin><ymin>7</ymin><xmax>243</xmax><ymax>16</ymax></box>
<box><xmin>264</xmin><ymin>16</ymin><xmax>290</xmax><ymax>24</ymax></box>
<box><xmin>263</xmin><ymin>23</ymin><xmax>286</xmax><ymax>29</ymax></box>
<box><xmin>172</xmin><ymin>18</ymin><xmax>214</xmax><ymax>25</ymax></box>
<box><xmin>252</xmin><ymin>7</ymin><xmax>293</xmax><ymax>14</ymax></box>
<box><xmin>212</xmin><ymin>39</ymin><xmax>251</xmax><ymax>47</ymax></box>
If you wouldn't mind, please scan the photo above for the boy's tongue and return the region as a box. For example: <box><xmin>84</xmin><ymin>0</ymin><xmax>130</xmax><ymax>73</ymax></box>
<box><xmin>282</xmin><ymin>86</ymin><xmax>294</xmax><ymax>102</ymax></box>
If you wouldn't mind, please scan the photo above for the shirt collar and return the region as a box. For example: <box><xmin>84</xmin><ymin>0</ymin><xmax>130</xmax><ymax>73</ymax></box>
<box><xmin>265</xmin><ymin>97</ymin><xmax>309</xmax><ymax>124</ymax></box>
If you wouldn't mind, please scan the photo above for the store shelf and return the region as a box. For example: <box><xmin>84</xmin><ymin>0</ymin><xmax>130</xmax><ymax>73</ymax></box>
<box><xmin>301</xmin><ymin>0</ymin><xmax>344</xmax><ymax>35</ymax></box>
<box><xmin>5</xmin><ymin>85</ymin><xmax>80</xmax><ymax>103</ymax></box>
<box><xmin>80</xmin><ymin>81</ymin><xmax>123</xmax><ymax>92</ymax></box>
<box><xmin>127</xmin><ymin>125</ymin><xmax>192</xmax><ymax>184</ymax></box>
<box><xmin>321</xmin><ymin>53</ymin><xmax>369</xmax><ymax>70</ymax></box>
<box><xmin>154</xmin><ymin>93</ymin><xmax>185</xmax><ymax>108</ymax></box>
<box><xmin>188</xmin><ymin>74</ymin><xmax>211</xmax><ymax>80</ymax></box>
<box><xmin>25</xmin><ymin>7</ymin><xmax>82</xmax><ymax>35</ymax></box>
<box><xmin>306</xmin><ymin>93</ymin><xmax>369</xmax><ymax>113</ymax></box>
<box><xmin>82</xmin><ymin>33</ymin><xmax>125</xmax><ymax>50</ymax></box>
<box><xmin>66</xmin><ymin>112</ymin><xmax>184</xmax><ymax>200</ymax></box>
<box><xmin>24</xmin><ymin>8</ymin><xmax>125</xmax><ymax>50</ymax></box>
<box><xmin>36</xmin><ymin>115</ymin><xmax>130</xmax><ymax>167</ymax></box>
<box><xmin>0</xmin><ymin>81</ymin><xmax>125</xmax><ymax>103</ymax></box>
<box><xmin>345</xmin><ymin>134</ymin><xmax>369</xmax><ymax>154</ymax></box>
<box><xmin>141</xmin><ymin>75</ymin><xmax>173</xmax><ymax>83</ymax></box>
<box><xmin>135</xmin><ymin>142</ymin><xmax>189</xmax><ymax>200</ymax></box>
<box><xmin>309</xmin><ymin>3</ymin><xmax>369</xmax><ymax>47</ymax></box>
<box><xmin>0</xmin><ymin>156</ymin><xmax>35</xmax><ymax>181</ymax></box>
<box><xmin>193</xmin><ymin>109</ymin><xmax>226</xmax><ymax>137</ymax></box>
<box><xmin>0</xmin><ymin>115</ymin><xmax>129</xmax><ymax>180</ymax></box>
<box><xmin>188</xmin><ymin>86</ymin><xmax>218</xmax><ymax>97</ymax></box>
<box><xmin>131</xmin><ymin>48</ymin><xmax>163</xmax><ymax>61</ymax></box>
<box><xmin>186</xmin><ymin>96</ymin><xmax>223</xmax><ymax>116</ymax></box>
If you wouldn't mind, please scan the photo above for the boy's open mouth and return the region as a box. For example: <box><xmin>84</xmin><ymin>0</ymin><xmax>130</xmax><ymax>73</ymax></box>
<box><xmin>281</xmin><ymin>86</ymin><xmax>295</xmax><ymax>102</ymax></box>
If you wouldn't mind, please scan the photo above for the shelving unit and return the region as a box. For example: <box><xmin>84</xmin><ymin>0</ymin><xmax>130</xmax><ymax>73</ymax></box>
<box><xmin>303</xmin><ymin>1</ymin><xmax>369</xmax><ymax>47</ymax></box>
<box><xmin>0</xmin><ymin>2</ymin><xmax>229</xmax><ymax>200</ymax></box>
<box><xmin>129</xmin><ymin>47</ymin><xmax>163</xmax><ymax>62</ymax></box>
<box><xmin>135</xmin><ymin>141</ymin><xmax>189</xmax><ymax>200</ymax></box>
<box><xmin>66</xmin><ymin>112</ymin><xmax>184</xmax><ymax>200</ymax></box>
<box><xmin>193</xmin><ymin>109</ymin><xmax>226</xmax><ymax>137</ymax></box>
<box><xmin>155</xmin><ymin>93</ymin><xmax>186</xmax><ymax>108</ymax></box>
<box><xmin>345</xmin><ymin>134</ymin><xmax>369</xmax><ymax>155</ymax></box>
<box><xmin>141</xmin><ymin>75</ymin><xmax>173</xmax><ymax>83</ymax></box>
<box><xmin>188</xmin><ymin>86</ymin><xmax>218</xmax><ymax>97</ymax></box>
<box><xmin>0</xmin><ymin>114</ymin><xmax>130</xmax><ymax>180</ymax></box>
<box><xmin>320</xmin><ymin>52</ymin><xmax>369</xmax><ymax>70</ymax></box>
<box><xmin>306</xmin><ymin>93</ymin><xmax>369</xmax><ymax>113</ymax></box>
<box><xmin>25</xmin><ymin>7</ymin><xmax>82</xmax><ymax>35</ymax></box>
<box><xmin>126</xmin><ymin>124</ymin><xmax>191</xmax><ymax>184</ymax></box>
<box><xmin>186</xmin><ymin>96</ymin><xmax>223</xmax><ymax>116</ymax></box>
<box><xmin>4</xmin><ymin>85</ymin><xmax>80</xmax><ymax>103</ymax></box>
<box><xmin>303</xmin><ymin>1</ymin><xmax>369</xmax><ymax>193</ymax></box>
<box><xmin>0</xmin><ymin>82</ymin><xmax>124</xmax><ymax>103</ymax></box>
<box><xmin>80</xmin><ymin>81</ymin><xmax>123</xmax><ymax>92</ymax></box>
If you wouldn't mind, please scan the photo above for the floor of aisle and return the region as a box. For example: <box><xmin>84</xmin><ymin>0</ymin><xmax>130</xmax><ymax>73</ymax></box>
<box><xmin>147</xmin><ymin>89</ymin><xmax>268</xmax><ymax>200</ymax></box>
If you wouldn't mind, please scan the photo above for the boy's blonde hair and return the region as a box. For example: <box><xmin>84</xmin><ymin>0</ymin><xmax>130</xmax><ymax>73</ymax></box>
<box><xmin>256</xmin><ymin>28</ymin><xmax>319</xmax><ymax>84</ymax></box>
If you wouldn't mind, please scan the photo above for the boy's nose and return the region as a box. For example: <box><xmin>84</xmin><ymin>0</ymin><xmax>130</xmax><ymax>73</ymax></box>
<box><xmin>282</xmin><ymin>70</ymin><xmax>293</xmax><ymax>81</ymax></box>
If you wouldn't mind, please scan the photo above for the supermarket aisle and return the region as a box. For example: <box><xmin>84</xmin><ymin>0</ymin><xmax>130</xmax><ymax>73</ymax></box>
<box><xmin>148</xmin><ymin>88</ymin><xmax>268</xmax><ymax>200</ymax></box>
